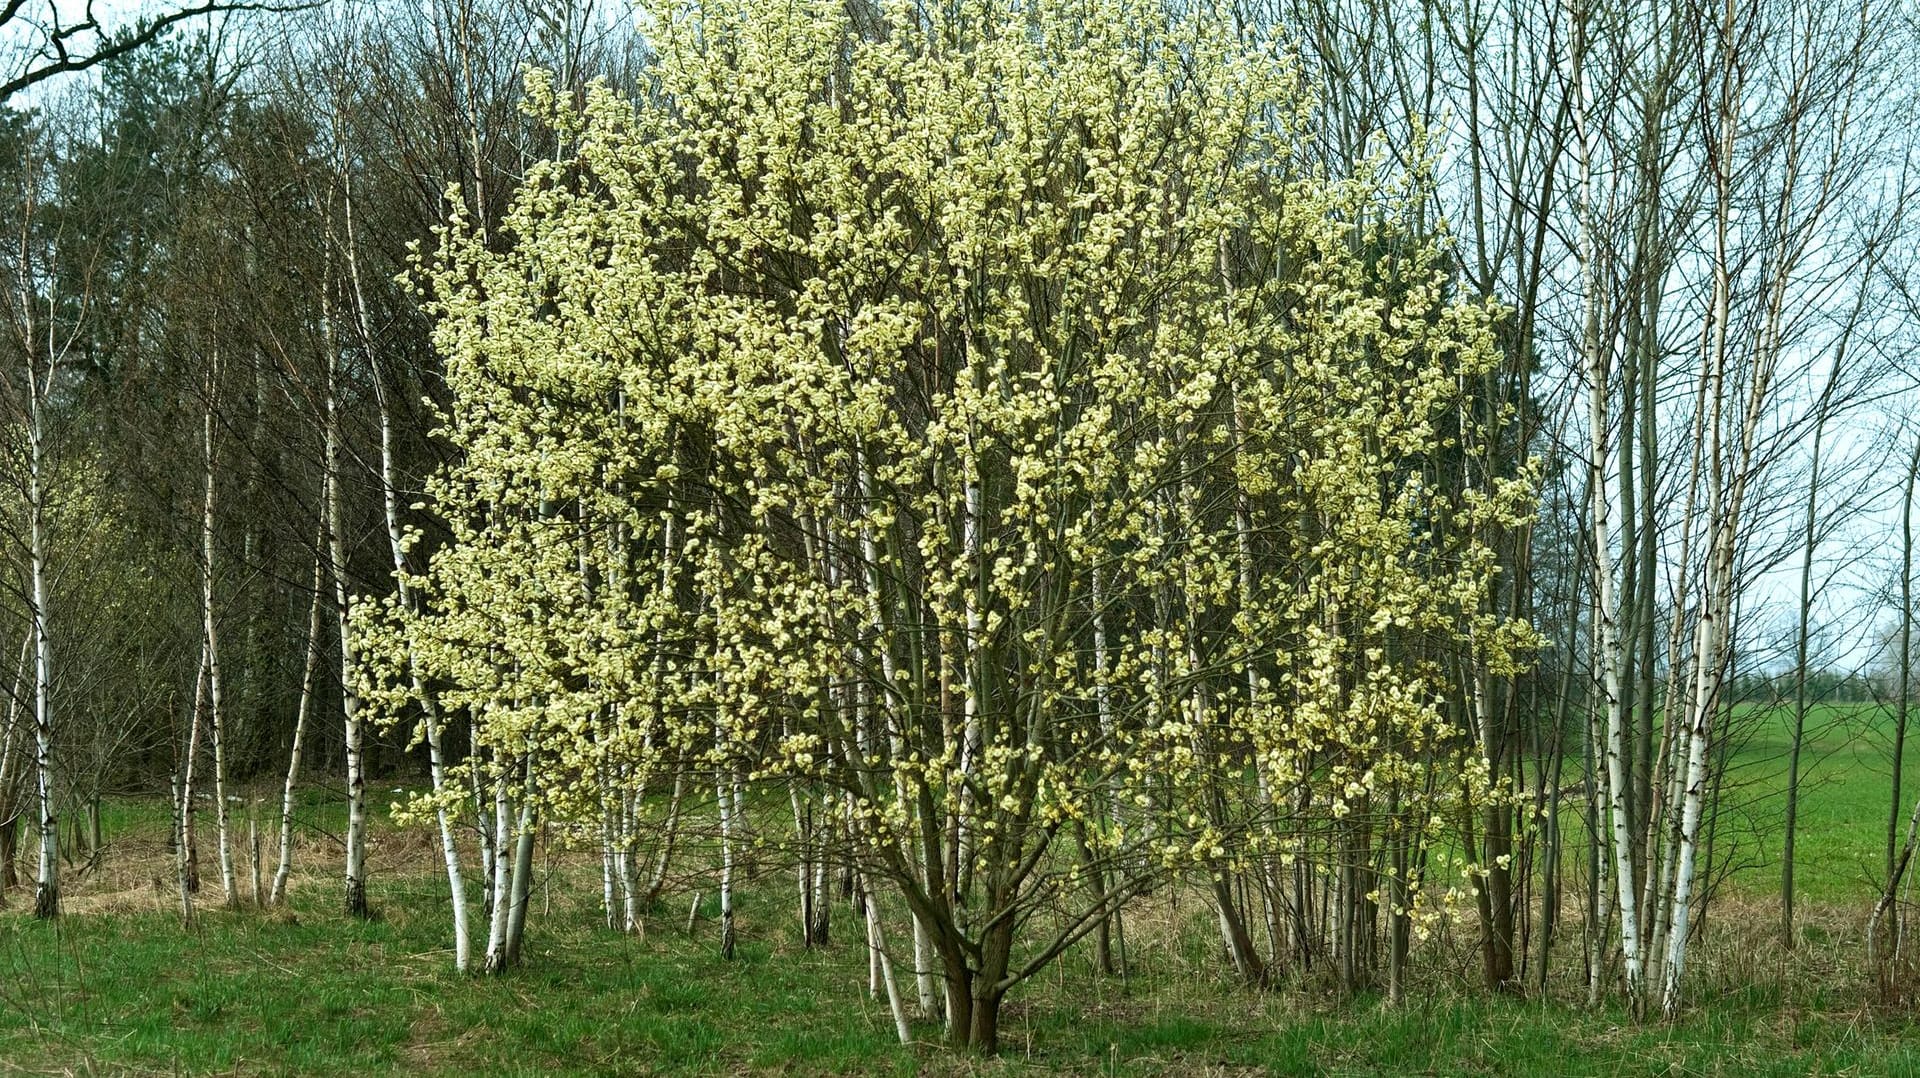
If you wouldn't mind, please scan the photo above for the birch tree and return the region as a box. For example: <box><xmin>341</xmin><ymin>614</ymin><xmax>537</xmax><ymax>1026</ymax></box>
<box><xmin>0</xmin><ymin>108</ymin><xmax>82</xmax><ymax>920</ymax></box>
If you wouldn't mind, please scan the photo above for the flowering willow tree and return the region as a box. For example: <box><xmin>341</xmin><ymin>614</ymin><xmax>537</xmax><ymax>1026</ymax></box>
<box><xmin>365</xmin><ymin>0</ymin><xmax>1535</xmax><ymax>1051</ymax></box>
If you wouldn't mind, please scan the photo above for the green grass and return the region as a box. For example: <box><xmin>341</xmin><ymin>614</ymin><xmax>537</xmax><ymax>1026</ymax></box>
<box><xmin>0</xmin><ymin>872</ymin><xmax>916</xmax><ymax>1075</ymax></box>
<box><xmin>2</xmin><ymin>706</ymin><xmax>1918</xmax><ymax>1076</ymax></box>
<box><xmin>1540</xmin><ymin>701</ymin><xmax>1919</xmax><ymax>907</ymax></box>
<box><xmin>0</xmin><ymin>881</ymin><xmax>1914</xmax><ymax>1076</ymax></box>
<box><xmin>0</xmin><ymin>825</ymin><xmax>1913</xmax><ymax>1076</ymax></box>
<box><xmin>1717</xmin><ymin>700</ymin><xmax>1917</xmax><ymax>903</ymax></box>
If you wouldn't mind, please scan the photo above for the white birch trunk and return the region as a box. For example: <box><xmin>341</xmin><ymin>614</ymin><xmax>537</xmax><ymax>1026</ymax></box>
<box><xmin>484</xmin><ymin>775</ymin><xmax>514</xmax><ymax>970</ymax></box>
<box><xmin>326</xmin><ymin>318</ymin><xmax>369</xmax><ymax>920</ymax></box>
<box><xmin>201</xmin><ymin>366</ymin><xmax>238</xmax><ymax>908</ymax></box>
<box><xmin>180</xmin><ymin>650</ymin><xmax>209</xmax><ymax>919</ymax></box>
<box><xmin>1585</xmin><ymin>683</ymin><xmax>1614</xmax><ymax>1007</ymax></box>
<box><xmin>271</xmin><ymin>510</ymin><xmax>328</xmax><ymax>906</ymax></box>
<box><xmin>173</xmin><ymin>771</ymin><xmax>194</xmax><ymax>925</ymax></box>
<box><xmin>346</xmin><ymin>177</ymin><xmax>468</xmax><ymax>963</ymax></box>
<box><xmin>1642</xmin><ymin>358</ymin><xmax>1715</xmax><ymax>953</ymax></box>
<box><xmin>789</xmin><ymin>771</ymin><xmax>813</xmax><ymax>944</ymax></box>
<box><xmin>602</xmin><ymin>772</ymin><xmax>620</xmax><ymax>931</ymax></box>
<box><xmin>473</xmin><ymin>756</ymin><xmax>496</xmax><ymax>918</ymax></box>
<box><xmin>615</xmin><ymin>777</ymin><xmax>641</xmax><ymax>933</ymax></box>
<box><xmin>716</xmin><ymin>745</ymin><xmax>736</xmax><ymax>960</ymax></box>
<box><xmin>1569</xmin><ymin>6</ymin><xmax>1643</xmax><ymax>1006</ymax></box>
<box><xmin>25</xmin><ymin>354</ymin><xmax>56</xmax><ymax>920</ymax></box>
<box><xmin>1661</xmin><ymin>31</ymin><xmax>1747</xmax><ymax>1010</ymax></box>
<box><xmin>858</xmin><ymin>871</ymin><xmax>914</xmax><ymax>1045</ymax></box>
<box><xmin>853</xmin><ymin>456</ymin><xmax>941</xmax><ymax>1017</ymax></box>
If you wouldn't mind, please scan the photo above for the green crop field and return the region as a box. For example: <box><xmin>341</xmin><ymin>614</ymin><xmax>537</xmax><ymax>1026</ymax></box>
<box><xmin>1715</xmin><ymin>702</ymin><xmax>1917</xmax><ymax>904</ymax></box>
<box><xmin>1520</xmin><ymin>701</ymin><xmax>1918</xmax><ymax>908</ymax></box>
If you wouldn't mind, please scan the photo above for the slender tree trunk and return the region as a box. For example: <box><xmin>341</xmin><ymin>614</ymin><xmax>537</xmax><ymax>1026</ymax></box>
<box><xmin>248</xmin><ymin>800</ymin><xmax>262</xmax><ymax>907</ymax></box>
<box><xmin>716</xmin><ymin>751</ymin><xmax>736</xmax><ymax>961</ymax></box>
<box><xmin>1893</xmin><ymin>437</ymin><xmax>1920</xmax><ymax>886</ymax></box>
<box><xmin>809</xmin><ymin>835</ymin><xmax>832</xmax><ymax>947</ymax></box>
<box><xmin>1784</xmin><ymin>359</ymin><xmax>1842</xmax><ymax>945</ymax></box>
<box><xmin>483</xmin><ymin>777</ymin><xmax>515</xmax><ymax>970</ymax></box>
<box><xmin>201</xmin><ymin>365</ymin><xmax>238</xmax><ymax>908</ymax></box>
<box><xmin>1871</xmin><ymin>793</ymin><xmax>1920</xmax><ymax>972</ymax></box>
<box><xmin>614</xmin><ymin>777</ymin><xmax>640</xmax><ymax>932</ymax></box>
<box><xmin>601</xmin><ymin>774</ymin><xmax>620</xmax><ymax>931</ymax></box>
<box><xmin>26</xmin><ymin>370</ymin><xmax>57</xmax><ymax>920</ymax></box>
<box><xmin>1471</xmin><ymin>660</ymin><xmax>1517</xmax><ymax>991</ymax></box>
<box><xmin>500</xmin><ymin>801</ymin><xmax>536</xmax><ymax>968</ymax></box>
<box><xmin>270</xmin><ymin>517</ymin><xmax>328</xmax><ymax>906</ymax></box>
<box><xmin>790</xmin><ymin>772</ymin><xmax>817</xmax><ymax>947</ymax></box>
<box><xmin>179</xmin><ymin>652</ymin><xmax>209</xmax><ymax>919</ymax></box>
<box><xmin>173</xmin><ymin>770</ymin><xmax>194</xmax><ymax>926</ymax></box>
<box><xmin>474</xmin><ymin>758</ymin><xmax>496</xmax><ymax>919</ymax></box>
<box><xmin>857</xmin><ymin>872</ymin><xmax>913</xmax><ymax>1045</ymax></box>
<box><xmin>1660</xmin><ymin>91</ymin><xmax>1740</xmax><ymax>1013</ymax></box>
<box><xmin>325</xmin><ymin>315</ymin><xmax>370</xmax><ymax>920</ymax></box>
<box><xmin>347</xmin><ymin>176</ymin><xmax>468</xmax><ymax>965</ymax></box>
<box><xmin>0</xmin><ymin>635</ymin><xmax>27</xmax><ymax>896</ymax></box>
<box><xmin>1582</xmin><ymin>601</ymin><xmax>1609</xmax><ymax>1006</ymax></box>
<box><xmin>644</xmin><ymin>768</ymin><xmax>685</xmax><ymax>905</ymax></box>
<box><xmin>1573</xmin><ymin>12</ymin><xmax>1643</xmax><ymax>1004</ymax></box>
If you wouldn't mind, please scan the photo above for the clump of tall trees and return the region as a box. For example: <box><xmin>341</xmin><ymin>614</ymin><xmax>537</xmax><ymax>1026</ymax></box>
<box><xmin>1</xmin><ymin>0</ymin><xmax>1920</xmax><ymax>1058</ymax></box>
<box><xmin>370</xmin><ymin>1</ymin><xmax>1535</xmax><ymax>1047</ymax></box>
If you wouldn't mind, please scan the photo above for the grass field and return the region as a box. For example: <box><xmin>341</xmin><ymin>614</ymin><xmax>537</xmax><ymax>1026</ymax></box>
<box><xmin>0</xmin><ymin>704</ymin><xmax>1918</xmax><ymax>1076</ymax></box>
<box><xmin>1717</xmin><ymin>701</ymin><xmax>1917</xmax><ymax>903</ymax></box>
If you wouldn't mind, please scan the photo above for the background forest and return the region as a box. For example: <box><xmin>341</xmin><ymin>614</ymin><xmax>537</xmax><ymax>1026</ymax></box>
<box><xmin>5</xmin><ymin>0</ymin><xmax>1920</xmax><ymax>1073</ymax></box>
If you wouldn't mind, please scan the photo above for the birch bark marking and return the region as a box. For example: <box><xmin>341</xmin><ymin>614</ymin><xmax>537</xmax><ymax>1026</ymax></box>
<box><xmin>326</xmin><ymin>285</ymin><xmax>370</xmax><ymax>920</ymax></box>
<box><xmin>25</xmin><ymin>342</ymin><xmax>56</xmax><ymax>921</ymax></box>
<box><xmin>1569</xmin><ymin>0</ymin><xmax>1643</xmax><ymax>1007</ymax></box>
<box><xmin>483</xmin><ymin>773</ymin><xmax>514</xmax><ymax>970</ymax></box>
<box><xmin>201</xmin><ymin>352</ymin><xmax>238</xmax><ymax>907</ymax></box>
<box><xmin>346</xmin><ymin>174</ymin><xmax>470</xmax><ymax>967</ymax></box>
<box><xmin>15</xmin><ymin>268</ymin><xmax>57</xmax><ymax>920</ymax></box>
<box><xmin>1660</xmin><ymin>18</ymin><xmax>1739</xmax><ymax>1012</ymax></box>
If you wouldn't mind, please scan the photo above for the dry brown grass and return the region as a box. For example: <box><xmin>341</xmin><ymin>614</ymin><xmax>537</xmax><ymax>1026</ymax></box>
<box><xmin>21</xmin><ymin>802</ymin><xmax>484</xmax><ymax>923</ymax></box>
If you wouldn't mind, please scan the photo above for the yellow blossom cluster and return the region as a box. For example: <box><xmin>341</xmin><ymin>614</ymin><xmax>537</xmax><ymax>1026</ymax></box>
<box><xmin>360</xmin><ymin>0</ymin><xmax>1537</xmax><ymax>991</ymax></box>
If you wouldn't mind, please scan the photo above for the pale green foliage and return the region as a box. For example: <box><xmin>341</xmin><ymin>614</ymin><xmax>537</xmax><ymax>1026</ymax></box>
<box><xmin>362</xmin><ymin>0</ymin><xmax>1535</xmax><ymax>1013</ymax></box>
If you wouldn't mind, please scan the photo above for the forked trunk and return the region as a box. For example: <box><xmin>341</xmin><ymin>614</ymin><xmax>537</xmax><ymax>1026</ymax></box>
<box><xmin>643</xmin><ymin>768</ymin><xmax>685</xmax><ymax>905</ymax></box>
<box><xmin>501</xmin><ymin>807</ymin><xmax>536</xmax><ymax>969</ymax></box>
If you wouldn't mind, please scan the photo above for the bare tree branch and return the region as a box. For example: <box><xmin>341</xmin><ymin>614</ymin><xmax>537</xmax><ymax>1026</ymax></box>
<box><xmin>1</xmin><ymin>0</ymin><xmax>314</xmax><ymax>103</ymax></box>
